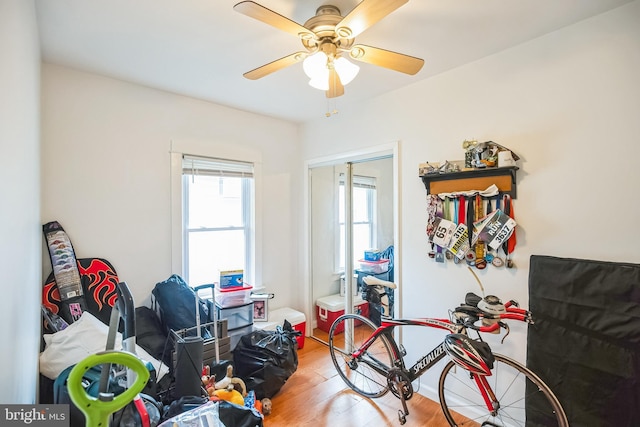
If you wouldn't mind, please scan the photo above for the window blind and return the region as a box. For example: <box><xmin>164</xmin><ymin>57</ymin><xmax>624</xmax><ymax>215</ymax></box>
<box><xmin>182</xmin><ymin>154</ymin><xmax>253</xmax><ymax>178</ymax></box>
<box><xmin>339</xmin><ymin>173</ymin><xmax>376</xmax><ymax>189</ymax></box>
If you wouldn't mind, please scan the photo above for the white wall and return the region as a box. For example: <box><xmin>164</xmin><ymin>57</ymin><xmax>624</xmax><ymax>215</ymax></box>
<box><xmin>0</xmin><ymin>0</ymin><xmax>41</xmax><ymax>403</ymax></box>
<box><xmin>301</xmin><ymin>1</ymin><xmax>640</xmax><ymax>399</ymax></box>
<box><xmin>41</xmin><ymin>65</ymin><xmax>302</xmax><ymax>310</ymax></box>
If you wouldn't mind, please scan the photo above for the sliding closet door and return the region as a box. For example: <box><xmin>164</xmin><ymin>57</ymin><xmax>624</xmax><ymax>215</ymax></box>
<box><xmin>309</xmin><ymin>156</ymin><xmax>394</xmax><ymax>343</ymax></box>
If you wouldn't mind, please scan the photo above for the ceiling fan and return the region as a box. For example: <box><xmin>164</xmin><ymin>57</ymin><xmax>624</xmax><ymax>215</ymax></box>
<box><xmin>233</xmin><ymin>0</ymin><xmax>424</xmax><ymax>98</ymax></box>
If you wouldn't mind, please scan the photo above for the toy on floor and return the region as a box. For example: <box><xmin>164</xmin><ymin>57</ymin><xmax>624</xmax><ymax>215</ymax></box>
<box><xmin>201</xmin><ymin>365</ymin><xmax>273</xmax><ymax>414</ymax></box>
<box><xmin>202</xmin><ymin>365</ymin><xmax>247</xmax><ymax>397</ymax></box>
<box><xmin>212</xmin><ymin>388</ymin><xmax>245</xmax><ymax>406</ymax></box>
<box><xmin>261</xmin><ymin>397</ymin><xmax>272</xmax><ymax>415</ymax></box>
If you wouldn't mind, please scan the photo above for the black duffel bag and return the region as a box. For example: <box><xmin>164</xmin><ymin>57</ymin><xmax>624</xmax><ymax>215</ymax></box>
<box><xmin>233</xmin><ymin>321</ymin><xmax>300</xmax><ymax>399</ymax></box>
<box><xmin>151</xmin><ymin>274</ymin><xmax>211</xmax><ymax>338</ymax></box>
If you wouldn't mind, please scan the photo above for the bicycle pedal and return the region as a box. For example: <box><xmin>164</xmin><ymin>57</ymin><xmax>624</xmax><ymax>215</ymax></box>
<box><xmin>398</xmin><ymin>409</ymin><xmax>407</xmax><ymax>425</ymax></box>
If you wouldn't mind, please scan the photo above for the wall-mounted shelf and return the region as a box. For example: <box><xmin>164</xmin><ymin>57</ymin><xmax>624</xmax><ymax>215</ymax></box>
<box><xmin>420</xmin><ymin>166</ymin><xmax>518</xmax><ymax>198</ymax></box>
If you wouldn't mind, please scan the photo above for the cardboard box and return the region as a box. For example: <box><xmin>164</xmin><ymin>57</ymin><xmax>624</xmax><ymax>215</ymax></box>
<box><xmin>219</xmin><ymin>269</ymin><xmax>244</xmax><ymax>289</ymax></box>
<box><xmin>364</xmin><ymin>249</ymin><xmax>381</xmax><ymax>261</ymax></box>
<box><xmin>316</xmin><ymin>294</ymin><xmax>369</xmax><ymax>334</ymax></box>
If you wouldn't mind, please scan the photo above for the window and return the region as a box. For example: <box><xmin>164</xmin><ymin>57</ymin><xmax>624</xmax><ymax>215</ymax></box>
<box><xmin>182</xmin><ymin>155</ymin><xmax>254</xmax><ymax>287</ymax></box>
<box><xmin>338</xmin><ymin>174</ymin><xmax>377</xmax><ymax>270</ymax></box>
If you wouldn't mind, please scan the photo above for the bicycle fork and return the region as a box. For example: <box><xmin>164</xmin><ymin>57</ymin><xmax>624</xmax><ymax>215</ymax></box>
<box><xmin>473</xmin><ymin>374</ymin><xmax>500</xmax><ymax>416</ymax></box>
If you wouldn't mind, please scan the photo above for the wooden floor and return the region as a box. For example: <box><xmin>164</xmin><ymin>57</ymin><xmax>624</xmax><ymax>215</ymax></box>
<box><xmin>263</xmin><ymin>330</ymin><xmax>456</xmax><ymax>427</ymax></box>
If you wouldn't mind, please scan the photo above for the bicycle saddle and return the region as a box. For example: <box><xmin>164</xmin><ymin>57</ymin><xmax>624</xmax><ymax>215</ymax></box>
<box><xmin>362</xmin><ymin>275</ymin><xmax>397</xmax><ymax>289</ymax></box>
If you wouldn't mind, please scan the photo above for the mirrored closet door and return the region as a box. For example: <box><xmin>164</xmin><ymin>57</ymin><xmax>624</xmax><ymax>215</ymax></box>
<box><xmin>309</xmin><ymin>154</ymin><xmax>395</xmax><ymax>343</ymax></box>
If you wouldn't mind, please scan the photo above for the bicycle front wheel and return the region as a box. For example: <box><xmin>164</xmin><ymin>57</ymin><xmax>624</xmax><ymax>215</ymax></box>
<box><xmin>329</xmin><ymin>313</ymin><xmax>394</xmax><ymax>398</ymax></box>
<box><xmin>438</xmin><ymin>353</ymin><xmax>568</xmax><ymax>427</ymax></box>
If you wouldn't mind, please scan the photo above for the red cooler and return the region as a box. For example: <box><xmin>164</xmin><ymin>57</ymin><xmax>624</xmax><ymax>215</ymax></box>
<box><xmin>316</xmin><ymin>294</ymin><xmax>369</xmax><ymax>334</ymax></box>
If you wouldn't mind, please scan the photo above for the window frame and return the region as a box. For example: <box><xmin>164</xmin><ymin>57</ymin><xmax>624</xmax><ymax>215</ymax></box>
<box><xmin>181</xmin><ymin>157</ymin><xmax>254</xmax><ymax>286</ymax></box>
<box><xmin>170</xmin><ymin>143</ymin><xmax>262</xmax><ymax>289</ymax></box>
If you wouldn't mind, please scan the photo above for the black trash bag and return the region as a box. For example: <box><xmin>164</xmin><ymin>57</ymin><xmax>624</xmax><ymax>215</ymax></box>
<box><xmin>151</xmin><ymin>274</ymin><xmax>211</xmax><ymax>338</ymax></box>
<box><xmin>233</xmin><ymin>321</ymin><xmax>300</xmax><ymax>399</ymax></box>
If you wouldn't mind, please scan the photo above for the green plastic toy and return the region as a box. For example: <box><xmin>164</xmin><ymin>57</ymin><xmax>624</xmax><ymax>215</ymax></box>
<box><xmin>67</xmin><ymin>350</ymin><xmax>150</xmax><ymax>427</ymax></box>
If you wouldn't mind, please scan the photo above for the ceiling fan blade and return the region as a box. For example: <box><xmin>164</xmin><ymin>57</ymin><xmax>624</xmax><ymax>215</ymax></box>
<box><xmin>335</xmin><ymin>0</ymin><xmax>408</xmax><ymax>39</ymax></box>
<box><xmin>326</xmin><ymin>68</ymin><xmax>344</xmax><ymax>98</ymax></box>
<box><xmin>234</xmin><ymin>1</ymin><xmax>315</xmax><ymax>40</ymax></box>
<box><xmin>243</xmin><ymin>52</ymin><xmax>308</xmax><ymax>80</ymax></box>
<box><xmin>348</xmin><ymin>44</ymin><xmax>424</xmax><ymax>75</ymax></box>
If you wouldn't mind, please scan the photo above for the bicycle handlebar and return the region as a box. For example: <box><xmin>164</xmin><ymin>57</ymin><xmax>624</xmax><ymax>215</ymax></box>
<box><xmin>453</xmin><ymin>293</ymin><xmax>533</xmax><ymax>335</ymax></box>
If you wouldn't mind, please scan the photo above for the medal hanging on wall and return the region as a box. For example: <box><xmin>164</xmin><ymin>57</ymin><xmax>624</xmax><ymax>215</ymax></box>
<box><xmin>484</xmin><ymin>197</ymin><xmax>496</xmax><ymax>264</ymax></box>
<box><xmin>454</xmin><ymin>195</ymin><xmax>466</xmax><ymax>264</ymax></box>
<box><xmin>435</xmin><ymin>198</ymin><xmax>445</xmax><ymax>263</ymax></box>
<box><xmin>501</xmin><ymin>194</ymin><xmax>517</xmax><ymax>268</ymax></box>
<box><xmin>489</xmin><ymin>196</ymin><xmax>505</xmax><ymax>267</ymax></box>
<box><xmin>474</xmin><ymin>195</ymin><xmax>487</xmax><ymax>270</ymax></box>
<box><xmin>445</xmin><ymin>197</ymin><xmax>454</xmax><ymax>261</ymax></box>
<box><xmin>466</xmin><ymin>195</ymin><xmax>476</xmax><ymax>266</ymax></box>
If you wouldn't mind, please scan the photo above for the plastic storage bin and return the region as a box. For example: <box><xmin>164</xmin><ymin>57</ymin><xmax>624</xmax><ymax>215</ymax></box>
<box><xmin>254</xmin><ymin>307</ymin><xmax>306</xmax><ymax>349</ymax></box>
<box><xmin>358</xmin><ymin>259</ymin><xmax>389</xmax><ymax>274</ymax></box>
<box><xmin>228</xmin><ymin>324</ymin><xmax>254</xmax><ymax>351</ymax></box>
<box><xmin>216</xmin><ymin>302</ymin><xmax>254</xmax><ymax>330</ymax></box>
<box><xmin>316</xmin><ymin>294</ymin><xmax>369</xmax><ymax>334</ymax></box>
<box><xmin>214</xmin><ymin>284</ymin><xmax>253</xmax><ymax>308</ymax></box>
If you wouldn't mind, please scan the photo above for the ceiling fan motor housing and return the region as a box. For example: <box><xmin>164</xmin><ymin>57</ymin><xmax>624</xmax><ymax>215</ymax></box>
<box><xmin>302</xmin><ymin>5</ymin><xmax>354</xmax><ymax>54</ymax></box>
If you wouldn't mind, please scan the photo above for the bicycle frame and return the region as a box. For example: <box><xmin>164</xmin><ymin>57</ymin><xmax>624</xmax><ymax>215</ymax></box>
<box><xmin>354</xmin><ymin>317</ymin><xmax>461</xmax><ymax>383</ymax></box>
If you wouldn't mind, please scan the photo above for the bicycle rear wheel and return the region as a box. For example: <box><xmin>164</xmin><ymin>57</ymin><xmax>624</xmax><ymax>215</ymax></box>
<box><xmin>438</xmin><ymin>353</ymin><xmax>568</xmax><ymax>427</ymax></box>
<box><xmin>329</xmin><ymin>313</ymin><xmax>394</xmax><ymax>398</ymax></box>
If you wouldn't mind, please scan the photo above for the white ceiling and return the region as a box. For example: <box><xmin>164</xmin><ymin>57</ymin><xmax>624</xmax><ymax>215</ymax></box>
<box><xmin>35</xmin><ymin>0</ymin><xmax>632</xmax><ymax>123</ymax></box>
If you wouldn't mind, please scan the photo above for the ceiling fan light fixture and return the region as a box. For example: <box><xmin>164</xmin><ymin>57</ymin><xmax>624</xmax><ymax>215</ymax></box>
<box><xmin>309</xmin><ymin>74</ymin><xmax>330</xmax><ymax>91</ymax></box>
<box><xmin>303</xmin><ymin>51</ymin><xmax>328</xmax><ymax>79</ymax></box>
<box><xmin>334</xmin><ymin>57</ymin><xmax>359</xmax><ymax>85</ymax></box>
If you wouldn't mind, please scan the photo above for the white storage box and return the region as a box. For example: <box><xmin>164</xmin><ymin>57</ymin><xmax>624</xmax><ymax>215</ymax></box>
<box><xmin>316</xmin><ymin>294</ymin><xmax>369</xmax><ymax>334</ymax></box>
<box><xmin>254</xmin><ymin>307</ymin><xmax>306</xmax><ymax>349</ymax></box>
<box><xmin>214</xmin><ymin>284</ymin><xmax>253</xmax><ymax>308</ymax></box>
<box><xmin>358</xmin><ymin>259</ymin><xmax>389</xmax><ymax>274</ymax></box>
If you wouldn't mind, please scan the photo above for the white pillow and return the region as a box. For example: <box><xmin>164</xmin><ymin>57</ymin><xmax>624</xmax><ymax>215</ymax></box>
<box><xmin>40</xmin><ymin>311</ymin><xmax>169</xmax><ymax>381</ymax></box>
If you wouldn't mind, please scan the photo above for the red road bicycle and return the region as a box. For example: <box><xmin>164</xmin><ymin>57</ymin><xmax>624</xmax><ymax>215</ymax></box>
<box><xmin>328</xmin><ymin>275</ymin><xmax>568</xmax><ymax>426</ymax></box>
